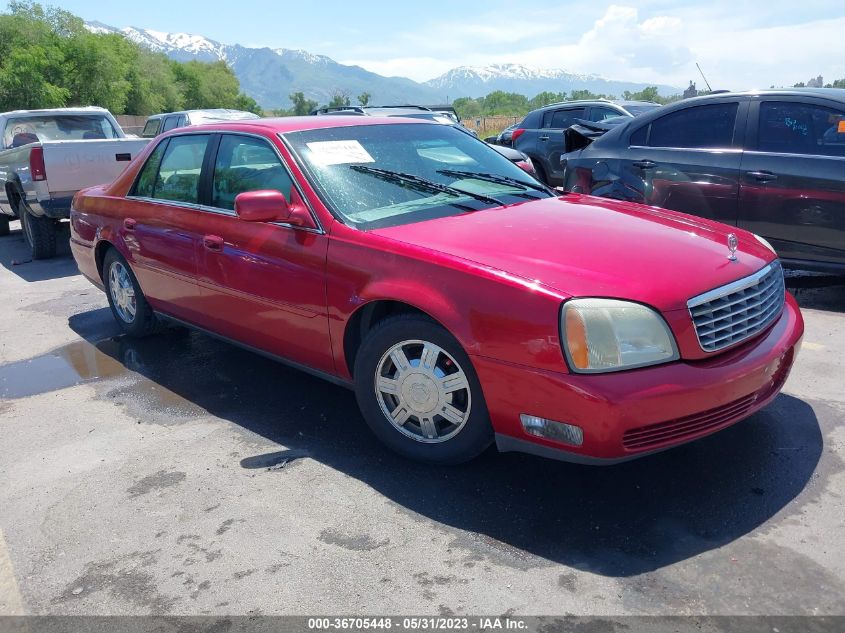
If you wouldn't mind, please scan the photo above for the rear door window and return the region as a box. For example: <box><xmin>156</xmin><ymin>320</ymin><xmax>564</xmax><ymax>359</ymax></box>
<box><xmin>150</xmin><ymin>135</ymin><xmax>211</xmax><ymax>204</ymax></box>
<box><xmin>647</xmin><ymin>103</ymin><xmax>738</xmax><ymax>148</ymax></box>
<box><xmin>758</xmin><ymin>101</ymin><xmax>845</xmax><ymax>157</ymax></box>
<box><xmin>161</xmin><ymin>116</ymin><xmax>182</xmax><ymax>133</ymax></box>
<box><xmin>543</xmin><ymin>108</ymin><xmax>586</xmax><ymax>129</ymax></box>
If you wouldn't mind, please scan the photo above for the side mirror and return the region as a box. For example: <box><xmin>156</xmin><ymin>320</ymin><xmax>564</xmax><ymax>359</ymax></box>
<box><xmin>234</xmin><ymin>190</ymin><xmax>290</xmax><ymax>222</ymax></box>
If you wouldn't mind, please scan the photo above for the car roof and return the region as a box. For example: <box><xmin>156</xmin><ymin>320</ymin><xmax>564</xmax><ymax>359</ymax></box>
<box><xmin>679</xmin><ymin>88</ymin><xmax>845</xmax><ymax>105</ymax></box>
<box><xmin>534</xmin><ymin>100</ymin><xmax>624</xmax><ymax>111</ymax></box>
<box><xmin>162</xmin><ymin>115</ymin><xmax>432</xmax><ymax>135</ymax></box>
<box><xmin>0</xmin><ymin>106</ymin><xmax>111</xmax><ymax>117</ymax></box>
<box><xmin>146</xmin><ymin>109</ymin><xmax>259</xmax><ymax>121</ymax></box>
<box><xmin>614</xmin><ymin>100</ymin><xmax>661</xmax><ymax>107</ymax></box>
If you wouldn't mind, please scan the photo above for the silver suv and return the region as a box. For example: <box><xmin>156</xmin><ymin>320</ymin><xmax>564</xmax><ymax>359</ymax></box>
<box><xmin>141</xmin><ymin>109</ymin><xmax>260</xmax><ymax>138</ymax></box>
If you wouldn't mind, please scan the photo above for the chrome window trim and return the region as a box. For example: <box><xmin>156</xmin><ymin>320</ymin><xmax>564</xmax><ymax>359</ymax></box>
<box><xmin>126</xmin><ymin>129</ymin><xmax>325</xmax><ymax>235</ymax></box>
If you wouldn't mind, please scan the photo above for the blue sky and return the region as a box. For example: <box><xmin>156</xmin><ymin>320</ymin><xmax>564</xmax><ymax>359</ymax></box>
<box><xmin>12</xmin><ymin>1</ymin><xmax>845</xmax><ymax>89</ymax></box>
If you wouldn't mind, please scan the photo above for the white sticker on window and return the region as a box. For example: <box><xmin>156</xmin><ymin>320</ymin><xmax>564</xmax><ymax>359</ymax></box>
<box><xmin>306</xmin><ymin>140</ymin><xmax>375</xmax><ymax>166</ymax></box>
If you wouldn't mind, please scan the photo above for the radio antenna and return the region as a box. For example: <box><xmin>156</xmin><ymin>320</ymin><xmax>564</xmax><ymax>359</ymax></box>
<box><xmin>696</xmin><ymin>62</ymin><xmax>713</xmax><ymax>92</ymax></box>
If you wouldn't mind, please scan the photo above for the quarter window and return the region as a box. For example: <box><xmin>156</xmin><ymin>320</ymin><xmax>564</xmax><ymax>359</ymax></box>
<box><xmin>758</xmin><ymin>101</ymin><xmax>845</xmax><ymax>157</ymax></box>
<box><xmin>150</xmin><ymin>135</ymin><xmax>210</xmax><ymax>204</ymax></box>
<box><xmin>646</xmin><ymin>103</ymin><xmax>738</xmax><ymax>149</ymax></box>
<box><xmin>212</xmin><ymin>135</ymin><xmax>293</xmax><ymax>211</ymax></box>
<box><xmin>629</xmin><ymin>125</ymin><xmax>648</xmax><ymax>146</ymax></box>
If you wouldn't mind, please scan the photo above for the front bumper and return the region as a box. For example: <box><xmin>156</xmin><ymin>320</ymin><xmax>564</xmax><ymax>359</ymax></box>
<box><xmin>474</xmin><ymin>292</ymin><xmax>804</xmax><ymax>464</ymax></box>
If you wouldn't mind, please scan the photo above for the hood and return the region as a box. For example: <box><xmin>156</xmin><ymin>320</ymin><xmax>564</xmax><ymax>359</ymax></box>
<box><xmin>371</xmin><ymin>194</ymin><xmax>775</xmax><ymax>312</ymax></box>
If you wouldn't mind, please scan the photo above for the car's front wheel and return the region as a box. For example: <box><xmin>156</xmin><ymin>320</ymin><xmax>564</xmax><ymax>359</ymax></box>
<box><xmin>354</xmin><ymin>315</ymin><xmax>493</xmax><ymax>463</ymax></box>
<box><xmin>103</xmin><ymin>248</ymin><xmax>159</xmax><ymax>337</ymax></box>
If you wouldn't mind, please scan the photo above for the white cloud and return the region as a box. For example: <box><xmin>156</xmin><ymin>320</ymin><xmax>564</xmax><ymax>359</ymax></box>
<box><xmin>341</xmin><ymin>3</ymin><xmax>845</xmax><ymax>91</ymax></box>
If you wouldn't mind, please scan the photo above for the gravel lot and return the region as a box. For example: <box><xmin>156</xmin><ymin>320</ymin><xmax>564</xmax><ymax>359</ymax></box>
<box><xmin>1</xmin><ymin>219</ymin><xmax>844</xmax><ymax>616</ymax></box>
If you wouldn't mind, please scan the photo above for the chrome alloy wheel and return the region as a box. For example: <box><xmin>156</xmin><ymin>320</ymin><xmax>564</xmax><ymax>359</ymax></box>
<box><xmin>108</xmin><ymin>261</ymin><xmax>137</xmax><ymax>323</ymax></box>
<box><xmin>374</xmin><ymin>339</ymin><xmax>472</xmax><ymax>443</ymax></box>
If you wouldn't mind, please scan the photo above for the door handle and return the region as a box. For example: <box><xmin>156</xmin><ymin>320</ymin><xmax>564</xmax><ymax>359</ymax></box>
<box><xmin>203</xmin><ymin>234</ymin><xmax>224</xmax><ymax>251</ymax></box>
<box><xmin>632</xmin><ymin>160</ymin><xmax>657</xmax><ymax>169</ymax></box>
<box><xmin>539</xmin><ymin>135</ymin><xmax>549</xmax><ymax>141</ymax></box>
<box><xmin>123</xmin><ymin>218</ymin><xmax>137</xmax><ymax>231</ymax></box>
<box><xmin>748</xmin><ymin>170</ymin><xmax>778</xmax><ymax>182</ymax></box>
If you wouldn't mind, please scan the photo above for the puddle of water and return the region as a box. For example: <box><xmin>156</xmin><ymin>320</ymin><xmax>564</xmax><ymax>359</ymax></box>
<box><xmin>0</xmin><ymin>340</ymin><xmax>129</xmax><ymax>399</ymax></box>
<box><xmin>0</xmin><ymin>337</ymin><xmax>203</xmax><ymax>421</ymax></box>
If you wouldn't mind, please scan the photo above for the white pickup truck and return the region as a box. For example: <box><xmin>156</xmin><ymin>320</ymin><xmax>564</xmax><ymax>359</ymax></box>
<box><xmin>0</xmin><ymin>107</ymin><xmax>150</xmax><ymax>258</ymax></box>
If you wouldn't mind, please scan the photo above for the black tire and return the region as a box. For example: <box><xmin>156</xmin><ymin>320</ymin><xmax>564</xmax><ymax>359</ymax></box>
<box><xmin>532</xmin><ymin>160</ymin><xmax>549</xmax><ymax>185</ymax></box>
<box><xmin>20</xmin><ymin>206</ymin><xmax>57</xmax><ymax>259</ymax></box>
<box><xmin>353</xmin><ymin>314</ymin><xmax>493</xmax><ymax>464</ymax></box>
<box><xmin>0</xmin><ymin>216</ymin><xmax>9</xmax><ymax>237</ymax></box>
<box><xmin>102</xmin><ymin>248</ymin><xmax>159</xmax><ymax>337</ymax></box>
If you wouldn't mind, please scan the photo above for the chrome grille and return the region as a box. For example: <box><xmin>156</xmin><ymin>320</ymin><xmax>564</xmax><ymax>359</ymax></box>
<box><xmin>688</xmin><ymin>262</ymin><xmax>785</xmax><ymax>353</ymax></box>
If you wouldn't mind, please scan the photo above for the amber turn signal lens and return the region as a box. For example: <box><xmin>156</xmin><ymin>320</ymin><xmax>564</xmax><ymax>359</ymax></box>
<box><xmin>565</xmin><ymin>308</ymin><xmax>589</xmax><ymax>369</ymax></box>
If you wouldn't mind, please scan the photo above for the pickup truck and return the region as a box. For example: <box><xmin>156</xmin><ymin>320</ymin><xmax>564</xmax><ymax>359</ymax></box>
<box><xmin>0</xmin><ymin>107</ymin><xmax>150</xmax><ymax>259</ymax></box>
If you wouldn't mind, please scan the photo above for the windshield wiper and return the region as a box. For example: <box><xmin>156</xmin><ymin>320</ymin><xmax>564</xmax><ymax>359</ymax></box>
<box><xmin>350</xmin><ymin>165</ymin><xmax>503</xmax><ymax>207</ymax></box>
<box><xmin>437</xmin><ymin>169</ymin><xmax>554</xmax><ymax>196</ymax></box>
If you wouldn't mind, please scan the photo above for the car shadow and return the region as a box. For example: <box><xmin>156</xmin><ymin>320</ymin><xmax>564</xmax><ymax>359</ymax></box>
<box><xmin>52</xmin><ymin>306</ymin><xmax>824</xmax><ymax>578</ymax></box>
<box><xmin>0</xmin><ymin>220</ymin><xmax>77</xmax><ymax>282</ymax></box>
<box><xmin>785</xmin><ymin>270</ymin><xmax>845</xmax><ymax>313</ymax></box>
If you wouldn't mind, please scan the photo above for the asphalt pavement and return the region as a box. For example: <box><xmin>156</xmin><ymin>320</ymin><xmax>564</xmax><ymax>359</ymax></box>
<box><xmin>0</xmin><ymin>220</ymin><xmax>843</xmax><ymax>616</ymax></box>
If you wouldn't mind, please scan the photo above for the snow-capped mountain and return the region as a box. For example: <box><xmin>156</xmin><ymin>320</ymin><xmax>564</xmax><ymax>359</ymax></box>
<box><xmin>426</xmin><ymin>64</ymin><xmax>677</xmax><ymax>99</ymax></box>
<box><xmin>428</xmin><ymin>63</ymin><xmax>599</xmax><ymax>86</ymax></box>
<box><xmin>85</xmin><ymin>22</ymin><xmax>678</xmax><ymax>108</ymax></box>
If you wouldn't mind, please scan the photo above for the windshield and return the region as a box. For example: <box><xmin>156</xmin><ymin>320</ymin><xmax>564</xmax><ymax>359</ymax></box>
<box><xmin>283</xmin><ymin>123</ymin><xmax>552</xmax><ymax>229</ymax></box>
<box><xmin>3</xmin><ymin>114</ymin><xmax>120</xmax><ymax>147</ymax></box>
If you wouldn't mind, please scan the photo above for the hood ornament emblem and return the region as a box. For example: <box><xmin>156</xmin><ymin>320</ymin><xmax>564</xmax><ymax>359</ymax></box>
<box><xmin>727</xmin><ymin>233</ymin><xmax>738</xmax><ymax>261</ymax></box>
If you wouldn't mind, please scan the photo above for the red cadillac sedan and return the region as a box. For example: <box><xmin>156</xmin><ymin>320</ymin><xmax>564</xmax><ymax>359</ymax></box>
<box><xmin>70</xmin><ymin>116</ymin><xmax>804</xmax><ymax>464</ymax></box>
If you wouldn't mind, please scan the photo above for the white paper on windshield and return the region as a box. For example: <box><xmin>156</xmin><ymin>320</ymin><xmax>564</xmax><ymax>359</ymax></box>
<box><xmin>306</xmin><ymin>140</ymin><xmax>375</xmax><ymax>166</ymax></box>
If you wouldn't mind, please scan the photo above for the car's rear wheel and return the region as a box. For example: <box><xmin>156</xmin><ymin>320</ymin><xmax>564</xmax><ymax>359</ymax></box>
<box><xmin>354</xmin><ymin>315</ymin><xmax>493</xmax><ymax>463</ymax></box>
<box><xmin>20</xmin><ymin>206</ymin><xmax>57</xmax><ymax>259</ymax></box>
<box><xmin>103</xmin><ymin>248</ymin><xmax>159</xmax><ymax>337</ymax></box>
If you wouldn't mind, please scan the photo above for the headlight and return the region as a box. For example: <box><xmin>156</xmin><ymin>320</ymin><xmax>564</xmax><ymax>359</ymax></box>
<box><xmin>753</xmin><ymin>233</ymin><xmax>777</xmax><ymax>255</ymax></box>
<box><xmin>561</xmin><ymin>299</ymin><xmax>679</xmax><ymax>373</ymax></box>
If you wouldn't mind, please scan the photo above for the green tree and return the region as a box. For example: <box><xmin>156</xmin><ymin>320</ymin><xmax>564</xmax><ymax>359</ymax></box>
<box><xmin>528</xmin><ymin>91</ymin><xmax>566</xmax><ymax>109</ymax></box>
<box><xmin>63</xmin><ymin>32</ymin><xmax>134</xmax><ymax>112</ymax></box>
<box><xmin>125</xmin><ymin>50</ymin><xmax>184</xmax><ymax>115</ymax></box>
<box><xmin>289</xmin><ymin>91</ymin><xmax>318</xmax><ymax>115</ymax></box>
<box><xmin>357</xmin><ymin>91</ymin><xmax>371</xmax><ymax>106</ymax></box>
<box><xmin>0</xmin><ymin>2</ymin><xmax>261</xmax><ymax>115</ymax></box>
<box><xmin>452</xmin><ymin>96</ymin><xmax>482</xmax><ymax>120</ymax></box>
<box><xmin>329</xmin><ymin>90</ymin><xmax>351</xmax><ymax>108</ymax></box>
<box><xmin>171</xmin><ymin>60</ymin><xmax>260</xmax><ymax>113</ymax></box>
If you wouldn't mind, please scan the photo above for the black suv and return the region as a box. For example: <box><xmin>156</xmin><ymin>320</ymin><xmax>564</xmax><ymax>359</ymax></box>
<box><xmin>511</xmin><ymin>100</ymin><xmax>633</xmax><ymax>184</ymax></box>
<box><xmin>561</xmin><ymin>89</ymin><xmax>845</xmax><ymax>273</ymax></box>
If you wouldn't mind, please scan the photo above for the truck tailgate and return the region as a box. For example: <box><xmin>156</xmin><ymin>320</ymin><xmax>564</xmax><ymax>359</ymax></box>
<box><xmin>41</xmin><ymin>138</ymin><xmax>151</xmax><ymax>194</ymax></box>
